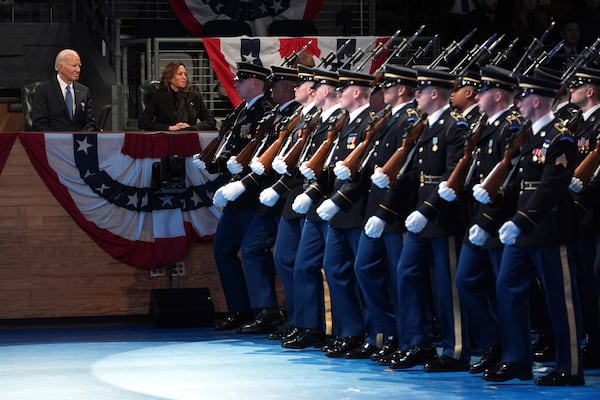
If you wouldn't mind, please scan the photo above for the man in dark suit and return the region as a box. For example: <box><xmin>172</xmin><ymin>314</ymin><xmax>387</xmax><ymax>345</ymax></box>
<box><xmin>31</xmin><ymin>49</ymin><xmax>97</xmax><ymax>132</ymax></box>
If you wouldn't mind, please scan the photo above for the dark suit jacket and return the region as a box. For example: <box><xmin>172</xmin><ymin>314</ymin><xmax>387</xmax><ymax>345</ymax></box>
<box><xmin>31</xmin><ymin>77</ymin><xmax>97</xmax><ymax>132</ymax></box>
<box><xmin>138</xmin><ymin>87</ymin><xmax>216</xmax><ymax>131</ymax></box>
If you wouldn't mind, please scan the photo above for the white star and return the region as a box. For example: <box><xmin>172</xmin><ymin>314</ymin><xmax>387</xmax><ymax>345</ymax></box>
<box><xmin>96</xmin><ymin>183</ymin><xmax>110</xmax><ymax>194</ymax></box>
<box><xmin>160</xmin><ymin>194</ymin><xmax>174</xmax><ymax>206</ymax></box>
<box><xmin>259</xmin><ymin>3</ymin><xmax>269</xmax><ymax>14</ymax></box>
<box><xmin>127</xmin><ymin>193</ymin><xmax>139</xmax><ymax>207</ymax></box>
<box><xmin>271</xmin><ymin>0</ymin><xmax>284</xmax><ymax>13</ymax></box>
<box><xmin>76</xmin><ymin>137</ymin><xmax>94</xmax><ymax>155</ymax></box>
<box><xmin>84</xmin><ymin>169</ymin><xmax>94</xmax><ymax>178</ymax></box>
<box><xmin>242</xmin><ymin>52</ymin><xmax>257</xmax><ymax>64</ymax></box>
<box><xmin>191</xmin><ymin>191</ymin><xmax>203</xmax><ymax>206</ymax></box>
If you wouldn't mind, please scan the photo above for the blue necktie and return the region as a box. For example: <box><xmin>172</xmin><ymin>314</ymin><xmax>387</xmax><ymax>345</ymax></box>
<box><xmin>66</xmin><ymin>85</ymin><xmax>73</xmax><ymax>120</ymax></box>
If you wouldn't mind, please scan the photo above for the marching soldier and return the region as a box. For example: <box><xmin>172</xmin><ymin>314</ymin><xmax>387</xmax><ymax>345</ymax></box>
<box><xmin>451</xmin><ymin>68</ymin><xmax>483</xmax><ymax>124</ymax></box>
<box><xmin>479</xmin><ymin>72</ymin><xmax>584</xmax><ymax>386</ymax></box>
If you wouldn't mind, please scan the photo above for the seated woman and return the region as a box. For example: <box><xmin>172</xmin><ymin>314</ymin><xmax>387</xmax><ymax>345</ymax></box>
<box><xmin>139</xmin><ymin>61</ymin><xmax>216</xmax><ymax>131</ymax></box>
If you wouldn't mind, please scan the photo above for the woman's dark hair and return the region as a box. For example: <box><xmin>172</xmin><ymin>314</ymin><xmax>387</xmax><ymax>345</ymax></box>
<box><xmin>160</xmin><ymin>61</ymin><xmax>191</xmax><ymax>92</ymax></box>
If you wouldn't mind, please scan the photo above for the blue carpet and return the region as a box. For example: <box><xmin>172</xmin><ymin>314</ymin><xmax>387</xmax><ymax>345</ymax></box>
<box><xmin>0</xmin><ymin>325</ymin><xmax>598</xmax><ymax>399</ymax></box>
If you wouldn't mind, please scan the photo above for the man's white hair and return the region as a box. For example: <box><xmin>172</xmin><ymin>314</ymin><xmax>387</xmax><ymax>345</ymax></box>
<box><xmin>54</xmin><ymin>49</ymin><xmax>79</xmax><ymax>71</ymax></box>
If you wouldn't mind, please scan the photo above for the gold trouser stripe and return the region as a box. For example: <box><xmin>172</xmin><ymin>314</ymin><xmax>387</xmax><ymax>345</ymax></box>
<box><xmin>448</xmin><ymin>235</ymin><xmax>463</xmax><ymax>359</ymax></box>
<box><xmin>321</xmin><ymin>268</ymin><xmax>333</xmax><ymax>336</ymax></box>
<box><xmin>376</xmin><ymin>332</ymin><xmax>384</xmax><ymax>348</ymax></box>
<box><xmin>559</xmin><ymin>245</ymin><xmax>579</xmax><ymax>375</ymax></box>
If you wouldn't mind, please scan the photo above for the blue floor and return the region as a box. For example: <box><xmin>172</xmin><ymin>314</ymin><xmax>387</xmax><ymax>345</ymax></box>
<box><xmin>0</xmin><ymin>324</ymin><xmax>599</xmax><ymax>400</ymax></box>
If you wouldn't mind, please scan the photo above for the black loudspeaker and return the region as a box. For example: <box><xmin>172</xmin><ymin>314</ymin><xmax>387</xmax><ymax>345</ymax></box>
<box><xmin>149</xmin><ymin>288</ymin><xmax>215</xmax><ymax>327</ymax></box>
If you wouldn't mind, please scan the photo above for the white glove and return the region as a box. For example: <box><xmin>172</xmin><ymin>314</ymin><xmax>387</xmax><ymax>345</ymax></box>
<box><xmin>498</xmin><ymin>221</ymin><xmax>520</xmax><ymax>245</ymax></box>
<box><xmin>569</xmin><ymin>176</ymin><xmax>584</xmax><ymax>193</ymax></box>
<box><xmin>333</xmin><ymin>160</ymin><xmax>351</xmax><ymax>180</ymax></box>
<box><xmin>212</xmin><ymin>187</ymin><xmax>228</xmax><ymax>208</ymax></box>
<box><xmin>364</xmin><ymin>216</ymin><xmax>386</xmax><ymax>238</ymax></box>
<box><xmin>438</xmin><ymin>181</ymin><xmax>457</xmax><ymax>202</ymax></box>
<box><xmin>226</xmin><ymin>156</ymin><xmax>244</xmax><ymax>174</ymax></box>
<box><xmin>316</xmin><ymin>199</ymin><xmax>340</xmax><ymax>221</ymax></box>
<box><xmin>259</xmin><ymin>187</ymin><xmax>280</xmax><ymax>207</ymax></box>
<box><xmin>468</xmin><ymin>224</ymin><xmax>490</xmax><ymax>246</ymax></box>
<box><xmin>292</xmin><ymin>193</ymin><xmax>313</xmax><ymax>214</ymax></box>
<box><xmin>473</xmin><ymin>183</ymin><xmax>492</xmax><ymax>204</ymax></box>
<box><xmin>221</xmin><ymin>180</ymin><xmax>246</xmax><ymax>202</ymax></box>
<box><xmin>192</xmin><ymin>157</ymin><xmax>206</xmax><ymax>171</ymax></box>
<box><xmin>299</xmin><ymin>161</ymin><xmax>316</xmax><ymax>180</ymax></box>
<box><xmin>371</xmin><ymin>167</ymin><xmax>390</xmax><ymax>189</ymax></box>
<box><xmin>405</xmin><ymin>210</ymin><xmax>428</xmax><ymax>233</ymax></box>
<box><xmin>272</xmin><ymin>156</ymin><xmax>289</xmax><ymax>175</ymax></box>
<box><xmin>250</xmin><ymin>160</ymin><xmax>266</xmax><ymax>175</ymax></box>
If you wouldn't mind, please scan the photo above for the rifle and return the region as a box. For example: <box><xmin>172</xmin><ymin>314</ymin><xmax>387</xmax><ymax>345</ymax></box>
<box><xmin>480</xmin><ymin>120</ymin><xmax>532</xmax><ymax>202</ymax></box>
<box><xmin>342</xmin><ymin>105</ymin><xmax>393</xmax><ymax>177</ymax></box>
<box><xmin>511</xmin><ymin>20</ymin><xmax>556</xmax><ymax>76</ymax></box>
<box><xmin>356</xmin><ymin>30</ymin><xmax>402</xmax><ymax>72</ymax></box>
<box><xmin>233</xmin><ymin>106</ymin><xmax>279</xmax><ymax>169</ymax></box>
<box><xmin>451</xmin><ymin>34</ymin><xmax>498</xmax><ymax>74</ymax></box>
<box><xmin>317</xmin><ymin>39</ymin><xmax>352</xmax><ymax>68</ymax></box>
<box><xmin>560</xmin><ymin>37</ymin><xmax>600</xmax><ymax>87</ymax></box>
<box><xmin>490</xmin><ymin>37</ymin><xmax>519</xmax><ymax>66</ymax></box>
<box><xmin>378</xmin><ymin>25</ymin><xmax>426</xmax><ymax>70</ymax></box>
<box><xmin>446</xmin><ymin>113</ymin><xmax>488</xmax><ymax>194</ymax></box>
<box><xmin>429</xmin><ymin>28</ymin><xmax>477</xmax><ymax>68</ymax></box>
<box><xmin>281</xmin><ymin>40</ymin><xmax>313</xmax><ymax>67</ymax></box>
<box><xmin>200</xmin><ymin>100</ymin><xmax>246</xmax><ymax>164</ymax></box>
<box><xmin>407</xmin><ymin>35</ymin><xmax>439</xmax><ymax>66</ymax></box>
<box><xmin>281</xmin><ymin>109</ymin><xmax>323</xmax><ymax>170</ymax></box>
<box><xmin>380</xmin><ymin>113</ymin><xmax>428</xmax><ymax>186</ymax></box>
<box><xmin>339</xmin><ymin>38</ymin><xmax>379</xmax><ymax>70</ymax></box>
<box><xmin>255</xmin><ymin>107</ymin><xmax>303</xmax><ymax>173</ymax></box>
<box><xmin>522</xmin><ymin>40</ymin><xmax>565</xmax><ymax>75</ymax></box>
<box><xmin>304</xmin><ymin>110</ymin><xmax>349</xmax><ymax>179</ymax></box>
<box><xmin>573</xmin><ymin>133</ymin><xmax>600</xmax><ymax>190</ymax></box>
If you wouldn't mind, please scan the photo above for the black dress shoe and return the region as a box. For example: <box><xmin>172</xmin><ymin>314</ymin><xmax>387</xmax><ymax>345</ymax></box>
<box><xmin>424</xmin><ymin>355</ymin><xmax>470</xmax><ymax>372</ymax></box>
<box><xmin>377</xmin><ymin>349</ymin><xmax>404</xmax><ymax>366</ymax></box>
<box><xmin>282</xmin><ymin>329</ymin><xmax>325</xmax><ymax>349</ymax></box>
<box><xmin>237</xmin><ymin>308</ymin><xmax>285</xmax><ymax>334</ymax></box>
<box><xmin>214</xmin><ymin>312</ymin><xmax>253</xmax><ymax>331</ymax></box>
<box><xmin>344</xmin><ymin>342</ymin><xmax>379</xmax><ymax>359</ymax></box>
<box><xmin>535</xmin><ymin>371</ymin><xmax>585</xmax><ymax>386</ymax></box>
<box><xmin>469</xmin><ymin>345</ymin><xmax>501</xmax><ymax>374</ymax></box>
<box><xmin>320</xmin><ymin>336</ymin><xmax>339</xmax><ymax>353</ymax></box>
<box><xmin>325</xmin><ymin>336</ymin><xmax>364</xmax><ymax>358</ymax></box>
<box><xmin>370</xmin><ymin>336</ymin><xmax>398</xmax><ymax>361</ymax></box>
<box><xmin>532</xmin><ymin>333</ymin><xmax>555</xmax><ymax>362</ymax></box>
<box><xmin>389</xmin><ymin>346</ymin><xmax>437</xmax><ymax>369</ymax></box>
<box><xmin>267</xmin><ymin>324</ymin><xmax>295</xmax><ymax>340</ymax></box>
<box><xmin>482</xmin><ymin>362</ymin><xmax>533</xmax><ymax>382</ymax></box>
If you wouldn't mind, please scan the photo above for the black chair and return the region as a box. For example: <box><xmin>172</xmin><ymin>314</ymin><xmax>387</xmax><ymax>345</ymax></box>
<box><xmin>97</xmin><ymin>104</ymin><xmax>112</xmax><ymax>131</ymax></box>
<box><xmin>202</xmin><ymin>20</ymin><xmax>253</xmax><ymax>37</ymax></box>
<box><xmin>268</xmin><ymin>19</ymin><xmax>318</xmax><ymax>37</ymax></box>
<box><xmin>138</xmin><ymin>80</ymin><xmax>161</xmax><ymax>116</ymax></box>
<box><xmin>21</xmin><ymin>81</ymin><xmax>41</xmax><ymax>132</ymax></box>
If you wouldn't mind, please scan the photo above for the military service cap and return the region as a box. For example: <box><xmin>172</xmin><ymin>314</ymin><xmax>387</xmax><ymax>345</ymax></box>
<box><xmin>337</xmin><ymin>69</ymin><xmax>375</xmax><ymax>89</ymax></box>
<box><xmin>479</xmin><ymin>66</ymin><xmax>518</xmax><ymax>92</ymax></box>
<box><xmin>380</xmin><ymin>64</ymin><xmax>418</xmax><ymax>88</ymax></box>
<box><xmin>270</xmin><ymin>65</ymin><xmax>298</xmax><ymax>82</ymax></box>
<box><xmin>235</xmin><ymin>62</ymin><xmax>270</xmax><ymax>81</ymax></box>
<box><xmin>312</xmin><ymin>68</ymin><xmax>339</xmax><ymax>87</ymax></box>
<box><xmin>569</xmin><ymin>66</ymin><xmax>600</xmax><ymax>88</ymax></box>
<box><xmin>414</xmin><ymin>67</ymin><xmax>456</xmax><ymax>89</ymax></box>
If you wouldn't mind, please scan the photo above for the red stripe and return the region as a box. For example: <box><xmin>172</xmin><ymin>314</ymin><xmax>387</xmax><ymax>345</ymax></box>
<box><xmin>167</xmin><ymin>0</ymin><xmax>204</xmax><ymax>37</ymax></box>
<box><xmin>303</xmin><ymin>0</ymin><xmax>325</xmax><ymax>20</ymax></box>
<box><xmin>121</xmin><ymin>132</ymin><xmax>203</xmax><ymax>159</ymax></box>
<box><xmin>0</xmin><ymin>133</ymin><xmax>18</xmax><ymax>173</ymax></box>
<box><xmin>202</xmin><ymin>38</ymin><xmax>243</xmax><ymax>107</ymax></box>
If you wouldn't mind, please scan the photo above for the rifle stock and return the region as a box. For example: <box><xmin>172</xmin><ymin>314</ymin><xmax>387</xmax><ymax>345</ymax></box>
<box><xmin>256</xmin><ymin>108</ymin><xmax>303</xmax><ymax>173</ymax></box>
<box><xmin>199</xmin><ymin>101</ymin><xmax>246</xmax><ymax>163</ymax></box>
<box><xmin>234</xmin><ymin>107</ymin><xmax>279</xmax><ymax>168</ymax></box>
<box><xmin>446</xmin><ymin>114</ymin><xmax>488</xmax><ymax>193</ymax></box>
<box><xmin>480</xmin><ymin>120</ymin><xmax>532</xmax><ymax>201</ymax></box>
<box><xmin>282</xmin><ymin>109</ymin><xmax>323</xmax><ymax>169</ymax></box>
<box><xmin>342</xmin><ymin>104</ymin><xmax>393</xmax><ymax>177</ymax></box>
<box><xmin>380</xmin><ymin>113</ymin><xmax>428</xmax><ymax>186</ymax></box>
<box><xmin>304</xmin><ymin>111</ymin><xmax>349</xmax><ymax>178</ymax></box>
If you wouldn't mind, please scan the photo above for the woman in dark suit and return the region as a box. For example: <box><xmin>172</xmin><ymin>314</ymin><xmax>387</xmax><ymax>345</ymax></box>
<box><xmin>138</xmin><ymin>61</ymin><xmax>216</xmax><ymax>131</ymax></box>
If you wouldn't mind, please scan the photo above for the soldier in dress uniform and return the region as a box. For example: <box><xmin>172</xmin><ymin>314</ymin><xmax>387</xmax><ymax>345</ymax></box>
<box><xmin>209</xmin><ymin>62</ymin><xmax>279</xmax><ymax>332</ymax></box>
<box><xmin>256</xmin><ymin>65</ymin><xmax>321</xmax><ymax>340</ymax></box>
<box><xmin>339</xmin><ymin>65</ymin><xmax>420</xmax><ymax>360</ymax></box>
<box><xmin>480</xmin><ymin>72</ymin><xmax>585</xmax><ymax>386</ymax></box>
<box><xmin>451</xmin><ymin>68</ymin><xmax>483</xmax><ymax>124</ymax></box>
<box><xmin>214</xmin><ymin>64</ymin><xmax>304</xmax><ymax>334</ymax></box>
<box><xmin>388</xmin><ymin>67</ymin><xmax>472</xmax><ymax>372</ymax></box>
<box><xmin>293</xmin><ymin>69</ymin><xmax>374</xmax><ymax>357</ymax></box>
<box><xmin>566</xmin><ymin>66</ymin><xmax>600</xmax><ymax>369</ymax></box>
<box><xmin>279</xmin><ymin>69</ymin><xmax>345</xmax><ymax>349</ymax></box>
<box><xmin>446</xmin><ymin>66</ymin><xmax>524</xmax><ymax>373</ymax></box>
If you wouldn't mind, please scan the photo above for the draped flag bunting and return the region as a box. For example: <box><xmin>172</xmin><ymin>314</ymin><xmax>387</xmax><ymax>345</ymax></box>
<box><xmin>19</xmin><ymin>132</ymin><xmax>221</xmax><ymax>270</ymax></box>
<box><xmin>168</xmin><ymin>0</ymin><xmax>324</xmax><ymax>36</ymax></box>
<box><xmin>203</xmin><ymin>36</ymin><xmax>388</xmax><ymax>106</ymax></box>
<box><xmin>0</xmin><ymin>133</ymin><xmax>17</xmax><ymax>173</ymax></box>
